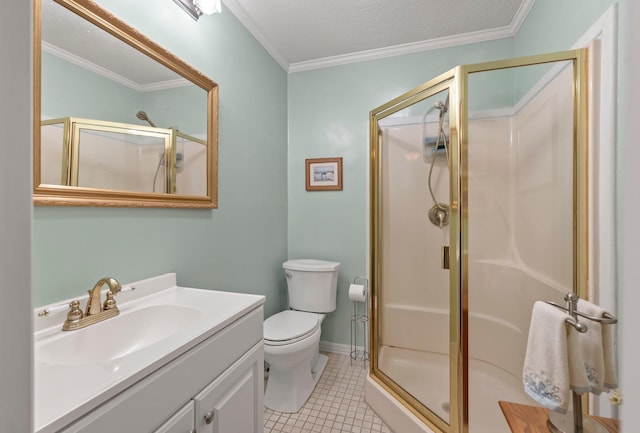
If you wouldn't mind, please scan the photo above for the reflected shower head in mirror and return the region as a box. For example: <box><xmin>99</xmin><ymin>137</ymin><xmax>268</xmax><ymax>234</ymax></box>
<box><xmin>136</xmin><ymin>111</ymin><xmax>156</xmax><ymax>128</ymax></box>
<box><xmin>139</xmin><ymin>110</ymin><xmax>161</xmax><ymax>192</ymax></box>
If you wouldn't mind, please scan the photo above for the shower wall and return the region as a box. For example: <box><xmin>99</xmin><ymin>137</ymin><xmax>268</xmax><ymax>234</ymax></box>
<box><xmin>379</xmin><ymin>120</ymin><xmax>451</xmax><ymax>354</ymax></box>
<box><xmin>468</xmin><ymin>64</ymin><xmax>574</xmax><ymax>380</ymax></box>
<box><xmin>379</xmin><ymin>116</ymin><xmax>516</xmax><ymax>357</ymax></box>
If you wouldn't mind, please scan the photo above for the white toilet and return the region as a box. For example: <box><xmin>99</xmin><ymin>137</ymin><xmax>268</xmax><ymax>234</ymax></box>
<box><xmin>263</xmin><ymin>259</ymin><xmax>341</xmax><ymax>413</ymax></box>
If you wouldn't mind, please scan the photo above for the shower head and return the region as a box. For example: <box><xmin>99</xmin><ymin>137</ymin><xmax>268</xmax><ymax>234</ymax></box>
<box><xmin>136</xmin><ymin>111</ymin><xmax>156</xmax><ymax>127</ymax></box>
<box><xmin>436</xmin><ymin>94</ymin><xmax>449</xmax><ymax>118</ymax></box>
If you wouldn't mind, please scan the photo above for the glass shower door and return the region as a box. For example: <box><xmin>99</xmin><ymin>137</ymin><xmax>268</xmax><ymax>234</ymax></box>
<box><xmin>371</xmin><ymin>80</ymin><xmax>458</xmax><ymax>433</ymax></box>
<box><xmin>465</xmin><ymin>59</ymin><xmax>583</xmax><ymax>433</ymax></box>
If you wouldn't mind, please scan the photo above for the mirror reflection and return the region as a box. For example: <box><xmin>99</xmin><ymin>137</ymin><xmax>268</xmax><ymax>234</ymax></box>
<box><xmin>35</xmin><ymin>0</ymin><xmax>218</xmax><ymax>207</ymax></box>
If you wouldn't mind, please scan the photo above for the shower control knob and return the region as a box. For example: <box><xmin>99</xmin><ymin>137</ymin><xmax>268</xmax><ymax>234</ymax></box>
<box><xmin>204</xmin><ymin>411</ymin><xmax>214</xmax><ymax>424</ymax></box>
<box><xmin>428</xmin><ymin>203</ymin><xmax>450</xmax><ymax>228</ymax></box>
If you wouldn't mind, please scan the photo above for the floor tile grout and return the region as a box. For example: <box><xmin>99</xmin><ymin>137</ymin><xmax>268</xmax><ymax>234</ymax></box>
<box><xmin>264</xmin><ymin>353</ymin><xmax>393</xmax><ymax>433</ymax></box>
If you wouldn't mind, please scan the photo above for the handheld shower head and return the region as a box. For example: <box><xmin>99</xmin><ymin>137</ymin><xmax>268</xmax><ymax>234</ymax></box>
<box><xmin>136</xmin><ymin>111</ymin><xmax>156</xmax><ymax>127</ymax></box>
<box><xmin>435</xmin><ymin>95</ymin><xmax>449</xmax><ymax>118</ymax></box>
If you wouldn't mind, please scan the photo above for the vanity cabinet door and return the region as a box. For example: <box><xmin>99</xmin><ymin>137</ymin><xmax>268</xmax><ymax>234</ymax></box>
<box><xmin>153</xmin><ymin>401</ymin><xmax>194</xmax><ymax>433</ymax></box>
<box><xmin>194</xmin><ymin>343</ymin><xmax>263</xmax><ymax>433</ymax></box>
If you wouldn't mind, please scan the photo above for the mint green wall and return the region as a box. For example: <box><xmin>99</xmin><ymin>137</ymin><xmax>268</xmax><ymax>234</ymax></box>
<box><xmin>41</xmin><ymin>52</ymin><xmax>140</xmax><ymax>122</ymax></box>
<box><xmin>288</xmin><ymin>1</ymin><xmax>618</xmax><ymax>346</ymax></box>
<box><xmin>141</xmin><ymin>86</ymin><xmax>207</xmax><ymax>136</ymax></box>
<box><xmin>514</xmin><ymin>0</ymin><xmax>615</xmax><ymax>56</ymax></box>
<box><xmin>33</xmin><ymin>1</ymin><xmax>289</xmax><ymax>320</ymax></box>
<box><xmin>512</xmin><ymin>0</ymin><xmax>615</xmax><ymax>102</ymax></box>
<box><xmin>42</xmin><ymin>52</ymin><xmax>206</xmax><ymax>134</ymax></box>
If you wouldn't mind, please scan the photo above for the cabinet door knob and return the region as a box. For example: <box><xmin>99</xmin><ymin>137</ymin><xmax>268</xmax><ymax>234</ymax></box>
<box><xmin>204</xmin><ymin>410</ymin><xmax>215</xmax><ymax>425</ymax></box>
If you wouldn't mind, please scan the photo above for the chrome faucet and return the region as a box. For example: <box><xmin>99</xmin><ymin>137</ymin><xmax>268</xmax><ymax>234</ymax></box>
<box><xmin>62</xmin><ymin>277</ymin><xmax>122</xmax><ymax>331</ymax></box>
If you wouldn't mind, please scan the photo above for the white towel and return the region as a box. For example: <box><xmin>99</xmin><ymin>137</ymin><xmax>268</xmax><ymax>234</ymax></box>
<box><xmin>577</xmin><ymin>299</ymin><xmax>618</xmax><ymax>392</ymax></box>
<box><xmin>523</xmin><ymin>301</ymin><xmax>589</xmax><ymax>413</ymax></box>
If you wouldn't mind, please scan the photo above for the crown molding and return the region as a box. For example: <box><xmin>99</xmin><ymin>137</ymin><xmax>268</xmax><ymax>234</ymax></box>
<box><xmin>289</xmin><ymin>0</ymin><xmax>536</xmax><ymax>73</ymax></box>
<box><xmin>288</xmin><ymin>26</ymin><xmax>515</xmax><ymax>73</ymax></box>
<box><xmin>224</xmin><ymin>0</ymin><xmax>536</xmax><ymax>73</ymax></box>
<box><xmin>41</xmin><ymin>41</ymin><xmax>191</xmax><ymax>92</ymax></box>
<box><xmin>510</xmin><ymin>0</ymin><xmax>536</xmax><ymax>35</ymax></box>
<box><xmin>221</xmin><ymin>0</ymin><xmax>290</xmax><ymax>71</ymax></box>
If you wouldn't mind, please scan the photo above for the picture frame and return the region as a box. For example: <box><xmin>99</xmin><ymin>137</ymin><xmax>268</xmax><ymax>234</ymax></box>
<box><xmin>305</xmin><ymin>157</ymin><xmax>343</xmax><ymax>191</ymax></box>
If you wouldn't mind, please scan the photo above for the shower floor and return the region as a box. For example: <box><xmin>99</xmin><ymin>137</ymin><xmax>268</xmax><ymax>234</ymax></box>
<box><xmin>378</xmin><ymin>346</ymin><xmax>536</xmax><ymax>433</ymax></box>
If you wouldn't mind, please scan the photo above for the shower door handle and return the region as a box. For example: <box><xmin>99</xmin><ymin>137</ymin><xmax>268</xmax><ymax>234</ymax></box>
<box><xmin>441</xmin><ymin>246</ymin><xmax>450</xmax><ymax>270</ymax></box>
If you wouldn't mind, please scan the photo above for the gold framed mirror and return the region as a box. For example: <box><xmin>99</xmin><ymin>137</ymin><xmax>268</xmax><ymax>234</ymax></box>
<box><xmin>34</xmin><ymin>0</ymin><xmax>218</xmax><ymax>208</ymax></box>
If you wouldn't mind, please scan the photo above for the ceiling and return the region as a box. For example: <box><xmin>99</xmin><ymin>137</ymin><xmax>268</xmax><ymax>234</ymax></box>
<box><xmin>41</xmin><ymin>0</ymin><xmax>536</xmax><ymax>85</ymax></box>
<box><xmin>222</xmin><ymin>0</ymin><xmax>535</xmax><ymax>72</ymax></box>
<box><xmin>42</xmin><ymin>0</ymin><xmax>185</xmax><ymax>89</ymax></box>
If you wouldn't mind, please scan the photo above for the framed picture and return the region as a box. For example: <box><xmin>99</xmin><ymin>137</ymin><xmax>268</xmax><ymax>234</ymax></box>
<box><xmin>305</xmin><ymin>157</ymin><xmax>343</xmax><ymax>191</ymax></box>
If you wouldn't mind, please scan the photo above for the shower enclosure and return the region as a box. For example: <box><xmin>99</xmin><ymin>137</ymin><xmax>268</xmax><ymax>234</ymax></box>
<box><xmin>40</xmin><ymin>117</ymin><xmax>207</xmax><ymax>195</ymax></box>
<box><xmin>369</xmin><ymin>49</ymin><xmax>588</xmax><ymax>433</ymax></box>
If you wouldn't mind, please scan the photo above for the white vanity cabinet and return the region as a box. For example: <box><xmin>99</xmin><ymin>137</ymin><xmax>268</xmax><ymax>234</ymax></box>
<box><xmin>56</xmin><ymin>306</ymin><xmax>264</xmax><ymax>433</ymax></box>
<box><xmin>193</xmin><ymin>343</ymin><xmax>263</xmax><ymax>433</ymax></box>
<box><xmin>153</xmin><ymin>401</ymin><xmax>195</xmax><ymax>433</ymax></box>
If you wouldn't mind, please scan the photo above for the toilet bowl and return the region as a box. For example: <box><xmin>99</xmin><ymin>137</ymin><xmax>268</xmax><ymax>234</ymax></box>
<box><xmin>263</xmin><ymin>259</ymin><xmax>340</xmax><ymax>413</ymax></box>
<box><xmin>263</xmin><ymin>310</ymin><xmax>328</xmax><ymax>413</ymax></box>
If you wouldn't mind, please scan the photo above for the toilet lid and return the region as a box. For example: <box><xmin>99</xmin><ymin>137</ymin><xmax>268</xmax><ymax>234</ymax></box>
<box><xmin>264</xmin><ymin>310</ymin><xmax>320</xmax><ymax>343</ymax></box>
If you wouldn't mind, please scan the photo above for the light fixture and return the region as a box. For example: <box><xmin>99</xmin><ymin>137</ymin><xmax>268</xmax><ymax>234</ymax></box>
<box><xmin>173</xmin><ymin>0</ymin><xmax>221</xmax><ymax>21</ymax></box>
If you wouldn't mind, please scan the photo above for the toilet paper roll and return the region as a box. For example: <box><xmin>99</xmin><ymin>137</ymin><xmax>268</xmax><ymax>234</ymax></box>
<box><xmin>348</xmin><ymin>284</ymin><xmax>368</xmax><ymax>302</ymax></box>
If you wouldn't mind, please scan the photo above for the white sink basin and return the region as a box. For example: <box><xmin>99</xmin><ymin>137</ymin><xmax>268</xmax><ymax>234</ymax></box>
<box><xmin>33</xmin><ymin>273</ymin><xmax>265</xmax><ymax>433</ymax></box>
<box><xmin>36</xmin><ymin>304</ymin><xmax>202</xmax><ymax>365</ymax></box>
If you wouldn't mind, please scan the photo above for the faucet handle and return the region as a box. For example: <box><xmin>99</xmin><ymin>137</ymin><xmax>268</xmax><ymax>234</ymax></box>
<box><xmin>62</xmin><ymin>300</ymin><xmax>84</xmax><ymax>331</ymax></box>
<box><xmin>68</xmin><ymin>300</ymin><xmax>83</xmax><ymax>319</ymax></box>
<box><xmin>103</xmin><ymin>291</ymin><xmax>117</xmax><ymax>311</ymax></box>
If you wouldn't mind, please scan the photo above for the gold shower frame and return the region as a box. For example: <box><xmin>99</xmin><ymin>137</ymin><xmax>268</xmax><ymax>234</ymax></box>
<box><xmin>369</xmin><ymin>48</ymin><xmax>589</xmax><ymax>433</ymax></box>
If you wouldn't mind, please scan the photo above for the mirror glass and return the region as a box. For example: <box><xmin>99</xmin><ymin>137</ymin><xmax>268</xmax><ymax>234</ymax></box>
<box><xmin>35</xmin><ymin>0</ymin><xmax>218</xmax><ymax>207</ymax></box>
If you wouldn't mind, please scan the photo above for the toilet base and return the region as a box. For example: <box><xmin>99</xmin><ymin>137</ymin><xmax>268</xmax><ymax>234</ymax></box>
<box><xmin>311</xmin><ymin>353</ymin><xmax>328</xmax><ymax>383</ymax></box>
<box><xmin>264</xmin><ymin>353</ymin><xmax>329</xmax><ymax>413</ymax></box>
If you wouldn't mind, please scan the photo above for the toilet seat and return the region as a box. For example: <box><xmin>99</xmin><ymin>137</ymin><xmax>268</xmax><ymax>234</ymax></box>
<box><xmin>264</xmin><ymin>310</ymin><xmax>320</xmax><ymax>346</ymax></box>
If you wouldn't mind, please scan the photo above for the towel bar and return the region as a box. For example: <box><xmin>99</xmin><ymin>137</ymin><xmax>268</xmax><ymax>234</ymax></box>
<box><xmin>544</xmin><ymin>293</ymin><xmax>618</xmax><ymax>433</ymax></box>
<box><xmin>545</xmin><ymin>300</ymin><xmax>618</xmax><ymax>325</ymax></box>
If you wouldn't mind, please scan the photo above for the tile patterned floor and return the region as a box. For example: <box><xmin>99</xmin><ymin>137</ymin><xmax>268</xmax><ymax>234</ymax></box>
<box><xmin>264</xmin><ymin>353</ymin><xmax>393</xmax><ymax>433</ymax></box>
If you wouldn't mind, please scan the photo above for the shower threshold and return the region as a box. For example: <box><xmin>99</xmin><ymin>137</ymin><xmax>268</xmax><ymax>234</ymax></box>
<box><xmin>378</xmin><ymin>346</ymin><xmax>536</xmax><ymax>433</ymax></box>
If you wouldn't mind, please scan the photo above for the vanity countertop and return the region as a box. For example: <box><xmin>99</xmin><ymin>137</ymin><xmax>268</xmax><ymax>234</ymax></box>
<box><xmin>33</xmin><ymin>273</ymin><xmax>265</xmax><ymax>433</ymax></box>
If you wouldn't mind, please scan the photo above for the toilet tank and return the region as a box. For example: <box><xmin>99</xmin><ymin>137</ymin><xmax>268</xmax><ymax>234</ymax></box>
<box><xmin>283</xmin><ymin>259</ymin><xmax>341</xmax><ymax>313</ymax></box>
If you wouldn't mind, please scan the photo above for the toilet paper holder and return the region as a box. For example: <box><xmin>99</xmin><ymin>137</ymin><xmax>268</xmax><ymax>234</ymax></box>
<box><xmin>350</xmin><ymin>276</ymin><xmax>369</xmax><ymax>367</ymax></box>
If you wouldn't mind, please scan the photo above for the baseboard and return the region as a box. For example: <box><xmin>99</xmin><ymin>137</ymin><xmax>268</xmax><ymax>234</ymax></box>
<box><xmin>320</xmin><ymin>340</ymin><xmax>360</xmax><ymax>356</ymax></box>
